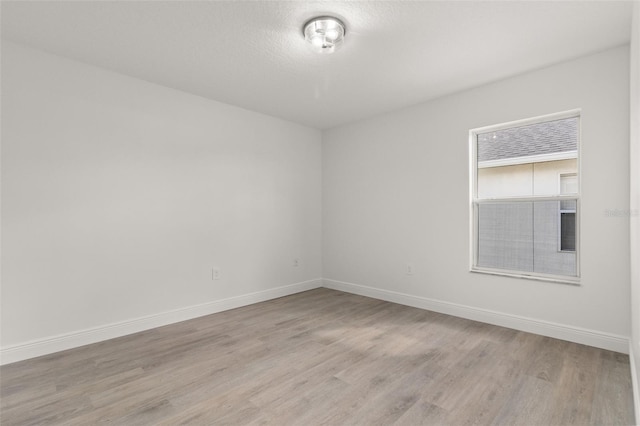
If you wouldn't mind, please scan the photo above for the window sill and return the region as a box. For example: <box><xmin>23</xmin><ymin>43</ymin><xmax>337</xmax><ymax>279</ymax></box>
<box><xmin>470</xmin><ymin>267</ymin><xmax>581</xmax><ymax>286</ymax></box>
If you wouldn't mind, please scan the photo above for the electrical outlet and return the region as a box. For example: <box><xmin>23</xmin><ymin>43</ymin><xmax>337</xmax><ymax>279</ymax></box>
<box><xmin>293</xmin><ymin>258</ymin><xmax>300</xmax><ymax>267</ymax></box>
<box><xmin>212</xmin><ymin>267</ymin><xmax>221</xmax><ymax>280</ymax></box>
<box><xmin>406</xmin><ymin>264</ymin><xmax>414</xmax><ymax>275</ymax></box>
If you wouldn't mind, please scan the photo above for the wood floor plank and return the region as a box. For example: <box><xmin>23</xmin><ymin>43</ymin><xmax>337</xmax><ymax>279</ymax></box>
<box><xmin>589</xmin><ymin>351</ymin><xmax>635</xmax><ymax>425</ymax></box>
<box><xmin>248</xmin><ymin>376</ymin><xmax>351</xmax><ymax>425</ymax></box>
<box><xmin>0</xmin><ymin>288</ymin><xmax>634</xmax><ymax>425</ymax></box>
<box><xmin>524</xmin><ymin>336</ymin><xmax>567</xmax><ymax>383</ymax></box>
<box><xmin>394</xmin><ymin>399</ymin><xmax>450</xmax><ymax>426</ymax></box>
<box><xmin>491</xmin><ymin>374</ymin><xmax>557</xmax><ymax>426</ymax></box>
<box><xmin>343</xmin><ymin>360</ymin><xmax>434</xmax><ymax>425</ymax></box>
<box><xmin>545</xmin><ymin>342</ymin><xmax>599</xmax><ymax>425</ymax></box>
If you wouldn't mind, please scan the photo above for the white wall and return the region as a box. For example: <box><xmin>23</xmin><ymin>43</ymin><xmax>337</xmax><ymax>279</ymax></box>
<box><xmin>1</xmin><ymin>41</ymin><xmax>322</xmax><ymax>358</ymax></box>
<box><xmin>323</xmin><ymin>46</ymin><xmax>630</xmax><ymax>345</ymax></box>
<box><xmin>629</xmin><ymin>2</ymin><xmax>640</xmax><ymax>421</ymax></box>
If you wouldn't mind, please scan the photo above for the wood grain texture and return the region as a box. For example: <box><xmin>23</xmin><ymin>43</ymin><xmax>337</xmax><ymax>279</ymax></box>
<box><xmin>0</xmin><ymin>288</ymin><xmax>634</xmax><ymax>425</ymax></box>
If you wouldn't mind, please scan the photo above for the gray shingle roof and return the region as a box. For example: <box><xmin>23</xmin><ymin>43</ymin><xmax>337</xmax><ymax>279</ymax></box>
<box><xmin>478</xmin><ymin>117</ymin><xmax>578</xmax><ymax>162</ymax></box>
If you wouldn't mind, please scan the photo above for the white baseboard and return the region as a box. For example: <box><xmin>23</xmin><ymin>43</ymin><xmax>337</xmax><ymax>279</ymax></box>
<box><xmin>1</xmin><ymin>277</ymin><xmax>630</xmax><ymax>366</ymax></box>
<box><xmin>631</xmin><ymin>343</ymin><xmax>640</xmax><ymax>425</ymax></box>
<box><xmin>323</xmin><ymin>278</ymin><xmax>629</xmax><ymax>354</ymax></box>
<box><xmin>0</xmin><ymin>279</ymin><xmax>322</xmax><ymax>366</ymax></box>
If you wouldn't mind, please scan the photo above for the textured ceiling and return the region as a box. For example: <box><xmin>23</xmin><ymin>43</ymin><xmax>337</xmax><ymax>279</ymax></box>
<box><xmin>1</xmin><ymin>1</ymin><xmax>634</xmax><ymax>129</ymax></box>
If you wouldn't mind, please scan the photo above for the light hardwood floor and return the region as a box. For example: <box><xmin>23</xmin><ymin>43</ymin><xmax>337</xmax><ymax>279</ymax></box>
<box><xmin>0</xmin><ymin>288</ymin><xmax>635</xmax><ymax>425</ymax></box>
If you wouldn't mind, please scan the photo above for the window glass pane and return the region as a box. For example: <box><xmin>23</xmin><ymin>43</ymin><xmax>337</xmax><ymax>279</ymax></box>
<box><xmin>476</xmin><ymin>117</ymin><xmax>578</xmax><ymax>199</ymax></box>
<box><xmin>477</xmin><ymin>117</ymin><xmax>578</xmax><ymax>163</ymax></box>
<box><xmin>477</xmin><ymin>202</ymin><xmax>534</xmax><ymax>272</ymax></box>
<box><xmin>476</xmin><ymin>200</ymin><xmax>577</xmax><ymax>277</ymax></box>
<box><xmin>533</xmin><ymin>201</ymin><xmax>577</xmax><ymax>276</ymax></box>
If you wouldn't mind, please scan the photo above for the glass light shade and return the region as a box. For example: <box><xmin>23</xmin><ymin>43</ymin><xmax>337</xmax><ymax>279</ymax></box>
<box><xmin>303</xmin><ymin>16</ymin><xmax>346</xmax><ymax>54</ymax></box>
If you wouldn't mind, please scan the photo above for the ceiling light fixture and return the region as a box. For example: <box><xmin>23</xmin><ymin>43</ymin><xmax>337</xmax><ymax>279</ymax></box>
<box><xmin>303</xmin><ymin>16</ymin><xmax>346</xmax><ymax>54</ymax></box>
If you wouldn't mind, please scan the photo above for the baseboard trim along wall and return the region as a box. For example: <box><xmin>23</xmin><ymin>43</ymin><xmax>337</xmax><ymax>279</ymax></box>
<box><xmin>323</xmin><ymin>278</ymin><xmax>630</xmax><ymax>354</ymax></box>
<box><xmin>0</xmin><ymin>279</ymin><xmax>322</xmax><ymax>365</ymax></box>
<box><xmin>2</xmin><ymin>278</ymin><xmax>630</xmax><ymax>365</ymax></box>
<box><xmin>630</xmin><ymin>344</ymin><xmax>640</xmax><ymax>425</ymax></box>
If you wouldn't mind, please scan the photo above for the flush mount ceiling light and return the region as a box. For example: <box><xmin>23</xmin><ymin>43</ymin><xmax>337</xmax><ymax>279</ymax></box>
<box><xmin>303</xmin><ymin>16</ymin><xmax>346</xmax><ymax>54</ymax></box>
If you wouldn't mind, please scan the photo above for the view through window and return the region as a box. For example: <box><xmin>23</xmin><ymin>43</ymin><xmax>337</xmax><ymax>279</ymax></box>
<box><xmin>471</xmin><ymin>112</ymin><xmax>580</xmax><ymax>281</ymax></box>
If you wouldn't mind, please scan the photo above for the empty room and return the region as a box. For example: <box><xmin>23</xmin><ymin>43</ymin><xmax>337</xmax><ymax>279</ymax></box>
<box><xmin>1</xmin><ymin>1</ymin><xmax>639</xmax><ymax>425</ymax></box>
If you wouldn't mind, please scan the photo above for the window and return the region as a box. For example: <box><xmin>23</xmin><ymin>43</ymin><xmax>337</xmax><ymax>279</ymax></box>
<box><xmin>470</xmin><ymin>110</ymin><xmax>580</xmax><ymax>283</ymax></box>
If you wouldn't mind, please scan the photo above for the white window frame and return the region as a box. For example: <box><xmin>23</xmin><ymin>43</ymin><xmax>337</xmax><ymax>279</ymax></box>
<box><xmin>469</xmin><ymin>109</ymin><xmax>581</xmax><ymax>285</ymax></box>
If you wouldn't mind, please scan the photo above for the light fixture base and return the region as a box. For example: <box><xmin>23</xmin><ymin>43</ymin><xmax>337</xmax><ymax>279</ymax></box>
<box><xmin>303</xmin><ymin>16</ymin><xmax>346</xmax><ymax>54</ymax></box>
